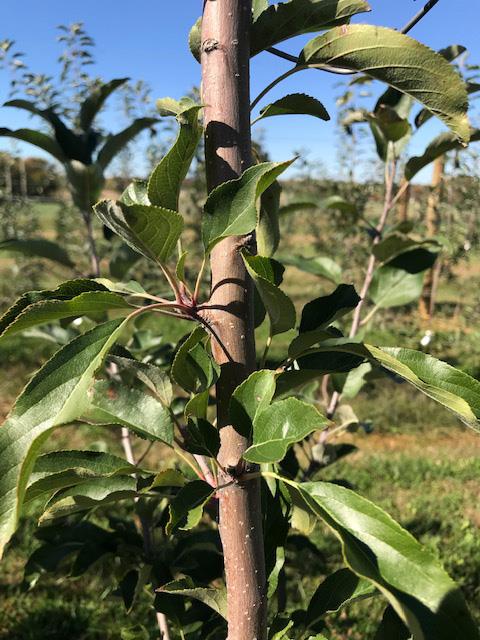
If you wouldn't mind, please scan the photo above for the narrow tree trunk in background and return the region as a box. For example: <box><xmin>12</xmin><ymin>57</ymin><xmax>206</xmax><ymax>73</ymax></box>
<box><xmin>81</xmin><ymin>209</ymin><xmax>101</xmax><ymax>277</ymax></box>
<box><xmin>397</xmin><ymin>179</ymin><xmax>411</xmax><ymax>223</ymax></box>
<box><xmin>19</xmin><ymin>157</ymin><xmax>28</xmax><ymax>198</ymax></box>
<box><xmin>419</xmin><ymin>155</ymin><xmax>444</xmax><ymax>320</ymax></box>
<box><xmin>201</xmin><ymin>2</ymin><xmax>267</xmax><ymax>639</ymax></box>
<box><xmin>3</xmin><ymin>159</ymin><xmax>12</xmax><ymax>198</ymax></box>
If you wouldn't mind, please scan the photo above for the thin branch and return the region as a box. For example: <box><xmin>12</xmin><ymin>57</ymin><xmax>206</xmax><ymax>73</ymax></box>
<box><xmin>400</xmin><ymin>0</ymin><xmax>441</xmax><ymax>35</ymax></box>
<box><xmin>251</xmin><ymin>66</ymin><xmax>305</xmax><ymax>111</ymax></box>
<box><xmin>326</xmin><ymin>154</ymin><xmax>399</xmax><ymax>419</ymax></box>
<box><xmin>194</xmin><ymin>312</ymin><xmax>235</xmax><ymax>363</ymax></box>
<box><xmin>193</xmin><ymin>254</ymin><xmax>208</xmax><ymax>303</ymax></box>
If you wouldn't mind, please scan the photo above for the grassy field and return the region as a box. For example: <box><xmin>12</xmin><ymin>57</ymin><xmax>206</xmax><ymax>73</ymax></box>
<box><xmin>0</xmin><ymin>195</ymin><xmax>479</xmax><ymax>638</ymax></box>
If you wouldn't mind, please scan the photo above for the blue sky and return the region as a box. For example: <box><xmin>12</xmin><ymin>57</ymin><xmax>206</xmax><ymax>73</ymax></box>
<box><xmin>1</xmin><ymin>0</ymin><xmax>479</xmax><ymax>182</ymax></box>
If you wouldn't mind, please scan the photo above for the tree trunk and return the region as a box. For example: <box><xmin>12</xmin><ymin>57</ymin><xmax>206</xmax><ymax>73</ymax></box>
<box><xmin>419</xmin><ymin>155</ymin><xmax>444</xmax><ymax>320</ymax></box>
<box><xmin>397</xmin><ymin>179</ymin><xmax>411</xmax><ymax>223</ymax></box>
<box><xmin>3</xmin><ymin>157</ymin><xmax>13</xmax><ymax>198</ymax></box>
<box><xmin>201</xmin><ymin>2</ymin><xmax>267</xmax><ymax>639</ymax></box>
<box><xmin>19</xmin><ymin>157</ymin><xmax>28</xmax><ymax>198</ymax></box>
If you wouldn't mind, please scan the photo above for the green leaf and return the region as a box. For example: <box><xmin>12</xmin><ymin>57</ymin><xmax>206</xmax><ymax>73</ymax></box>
<box><xmin>155</xmin><ymin>96</ymin><xmax>198</xmax><ymax>117</ymax></box>
<box><xmin>242</xmin><ymin>252</ymin><xmax>296</xmax><ymax>336</ymax></box>
<box><xmin>278</xmin><ymin>200</ymin><xmax>318</xmax><ymax>217</ymax></box>
<box><xmin>119</xmin><ymin>566</ymin><xmax>152</xmax><ymax>614</ymax></box>
<box><xmin>0</xmin><ymin>279</ymin><xmax>106</xmax><ymax>337</ymax></box>
<box><xmin>368</xmin><ymin>106</ymin><xmax>411</xmax><ymax>162</ymax></box>
<box><xmin>120</xmin><ymin>180</ymin><xmax>150</xmax><ymax>206</ymax></box>
<box><xmin>320</xmin><ymin>195</ymin><xmax>357</xmax><ymax>215</ymax></box>
<box><xmin>66</xmin><ymin>160</ymin><xmax>104</xmax><ymax>211</ymax></box>
<box><xmin>108</xmin><ymin>355</ymin><xmax>173</xmax><ymax>405</ymax></box>
<box><xmin>300</xmin><ymin>25</ymin><xmax>470</xmax><ymax>143</ymax></box>
<box><xmin>416</xmin><ymin>81</ymin><xmax>480</xmax><ymax>129</ymax></box>
<box><xmin>94</xmin><ymin>200</ymin><xmax>183</xmax><ymax>264</ymax></box>
<box><xmin>269</xmin><ymin>615</ymin><xmax>293</xmax><ymax>640</ymax></box>
<box><xmin>279</xmin><ymin>255</ymin><xmax>342</xmax><ymax>284</ymax></box>
<box><xmin>405</xmin><ymin>130</ymin><xmax>480</xmax><ymax>181</ymax></box>
<box><xmin>79</xmin><ymin>78</ymin><xmax>129</xmax><ymax>132</ymax></box>
<box><xmin>371</xmin><ymin>346</ymin><xmax>480</xmax><ymax>431</ymax></box>
<box><xmin>257</xmin><ymin>180</ymin><xmax>281</xmax><ymax>257</ymax></box>
<box><xmin>0</xmin><ymin>238</ymin><xmax>73</xmax><ymax>267</ymax></box>
<box><xmin>332</xmin><ymin>362</ymin><xmax>372</xmax><ymax>400</ymax></box>
<box><xmin>2</xmin><ymin>99</ymin><xmax>84</xmax><ymax>161</ymax></box>
<box><xmin>300</xmin><ymin>284</ymin><xmax>360</xmax><ymax>333</ymax></box>
<box><xmin>96</xmin><ymin>118</ymin><xmax>158</xmax><ymax>170</ymax></box>
<box><xmin>253</xmin><ymin>0</ymin><xmax>269</xmax><ymax>20</ymax></box>
<box><xmin>244</xmin><ymin>397</ymin><xmax>327</xmax><ymax>463</ymax></box>
<box><xmin>289</xmin><ymin>284</ymin><xmax>360</xmax><ymax>358</ymax></box>
<box><xmin>109</xmin><ymin>243</ymin><xmax>142</xmax><ymax>279</ymax></box>
<box><xmin>230</xmin><ymin>370</ymin><xmax>277</xmax><ymax>437</ymax></box>
<box><xmin>0</xmin><ymin>318</ymin><xmax>128</xmax><ymax>556</ymax></box>
<box><xmin>176</xmin><ymin>250</ymin><xmax>188</xmax><ymax>284</ymax></box>
<box><xmin>171</xmin><ymin>327</ymin><xmax>220</xmax><ymax>394</ymax></box>
<box><xmin>248</xmin><ymin>0</ymin><xmax>370</xmax><ymax>57</ymax></box>
<box><xmin>25</xmin><ymin>450</ymin><xmax>135</xmax><ymax>505</ymax></box>
<box><xmin>184</xmin><ymin>418</ymin><xmax>220</xmax><ymax>458</ymax></box>
<box><xmin>166</xmin><ymin>480</ymin><xmax>213</xmax><ymax>534</ymax></box>
<box><xmin>413</xmin><ymin>44</ymin><xmax>470</xmax><ymax>129</ymax></box>
<box><xmin>185</xmin><ymin>390</ymin><xmax>209</xmax><ymax>420</ymax></box>
<box><xmin>305</xmin><ymin>568</ymin><xmax>376</xmax><ymax>628</ymax></box>
<box><xmin>189</xmin><ymin>1</ymin><xmax>370</xmax><ymax>60</ymax></box>
<box><xmin>375</xmin><ymin>606</ymin><xmax>411</xmax><ymax>640</ymax></box>
<box><xmin>202</xmin><ymin>160</ymin><xmax>293</xmax><ymax>252</ymax></box>
<box><xmin>40</xmin><ymin>475</ymin><xmax>137</xmax><ymax>523</ymax></box>
<box><xmin>280</xmin><ymin>476</ymin><xmax>479</xmax><ymax>640</ymax></box>
<box><xmin>0</xmin><ymin>291</ymin><xmax>131</xmax><ymax>339</ymax></box>
<box><xmin>255</xmin><ymin>93</ymin><xmax>330</xmax><ymax>124</ymax></box>
<box><xmin>369</xmin><ymin>266</ymin><xmax>424</xmax><ymax>308</ymax></box>
<box><xmin>0</xmin><ymin>127</ymin><xmax>66</xmax><ymax>163</ymax></box>
<box><xmin>159</xmin><ymin>577</ymin><xmax>227</xmax><ymax>619</ymax></box>
<box><xmin>295</xmin><ymin>341</ymin><xmax>480</xmax><ymax>430</ymax></box>
<box><xmin>148</xmin><ymin>103</ymin><xmax>202</xmax><ymax>210</ymax></box>
<box><xmin>372</xmin><ymin>233</ymin><xmax>441</xmax><ymax>267</ymax></box>
<box><xmin>147</xmin><ymin>469</ymin><xmax>186</xmax><ymax>490</ymax></box>
<box><xmin>82</xmin><ymin>380</ymin><xmax>174</xmax><ymax>444</ymax></box>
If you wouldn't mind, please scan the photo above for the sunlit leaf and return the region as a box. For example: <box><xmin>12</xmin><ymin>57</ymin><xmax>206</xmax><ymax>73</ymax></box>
<box><xmin>279</xmin><ymin>475</ymin><xmax>479</xmax><ymax>640</ymax></box>
<box><xmin>158</xmin><ymin>577</ymin><xmax>227</xmax><ymax>619</ymax></box>
<box><xmin>82</xmin><ymin>380</ymin><xmax>174</xmax><ymax>444</ymax></box>
<box><xmin>0</xmin><ymin>318</ymin><xmax>128</xmax><ymax>556</ymax></box>
<box><xmin>94</xmin><ymin>200</ymin><xmax>183</xmax><ymax>264</ymax></box>
<box><xmin>369</xmin><ymin>266</ymin><xmax>424</xmax><ymax>308</ymax></box>
<box><xmin>202</xmin><ymin>160</ymin><xmax>293</xmax><ymax>252</ymax></box>
<box><xmin>255</xmin><ymin>93</ymin><xmax>329</xmax><ymax>124</ymax></box>
<box><xmin>230</xmin><ymin>370</ymin><xmax>277</xmax><ymax>437</ymax></box>
<box><xmin>405</xmin><ymin>130</ymin><xmax>480</xmax><ymax>181</ymax></box>
<box><xmin>148</xmin><ymin>102</ymin><xmax>202</xmax><ymax>210</ymax></box>
<box><xmin>279</xmin><ymin>254</ymin><xmax>342</xmax><ymax>284</ymax></box>
<box><xmin>244</xmin><ymin>397</ymin><xmax>327</xmax><ymax>463</ymax></box>
<box><xmin>301</xmin><ymin>25</ymin><xmax>470</xmax><ymax>143</ymax></box>
<box><xmin>242</xmin><ymin>252</ymin><xmax>296</xmax><ymax>335</ymax></box>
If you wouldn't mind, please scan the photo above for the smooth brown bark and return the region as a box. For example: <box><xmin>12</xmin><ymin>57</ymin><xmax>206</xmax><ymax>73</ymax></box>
<box><xmin>419</xmin><ymin>155</ymin><xmax>444</xmax><ymax>320</ymax></box>
<box><xmin>201</xmin><ymin>1</ymin><xmax>267</xmax><ymax>639</ymax></box>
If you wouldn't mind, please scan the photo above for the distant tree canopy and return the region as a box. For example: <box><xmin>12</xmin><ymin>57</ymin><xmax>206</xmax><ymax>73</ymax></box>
<box><xmin>0</xmin><ymin>152</ymin><xmax>62</xmax><ymax>197</ymax></box>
